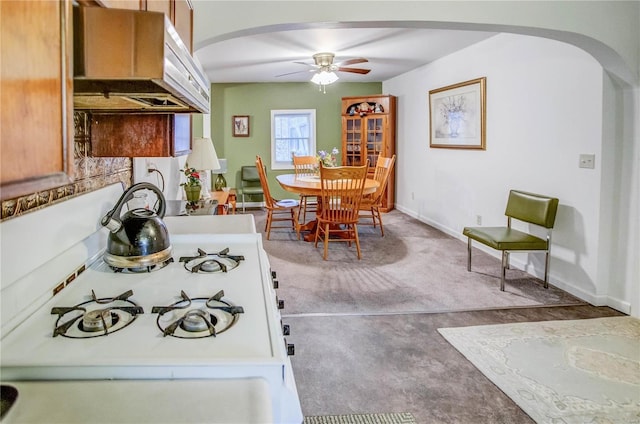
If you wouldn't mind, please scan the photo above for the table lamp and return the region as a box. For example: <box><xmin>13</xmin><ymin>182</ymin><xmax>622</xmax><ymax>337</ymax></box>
<box><xmin>186</xmin><ymin>137</ymin><xmax>220</xmax><ymax>199</ymax></box>
<box><xmin>212</xmin><ymin>159</ymin><xmax>227</xmax><ymax>191</ymax></box>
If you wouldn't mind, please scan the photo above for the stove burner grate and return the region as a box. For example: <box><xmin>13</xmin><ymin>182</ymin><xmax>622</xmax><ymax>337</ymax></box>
<box><xmin>151</xmin><ymin>290</ymin><xmax>244</xmax><ymax>338</ymax></box>
<box><xmin>110</xmin><ymin>257</ymin><xmax>174</xmax><ymax>273</ymax></box>
<box><xmin>179</xmin><ymin>247</ymin><xmax>244</xmax><ymax>273</ymax></box>
<box><xmin>51</xmin><ymin>290</ymin><xmax>143</xmax><ymax>338</ymax></box>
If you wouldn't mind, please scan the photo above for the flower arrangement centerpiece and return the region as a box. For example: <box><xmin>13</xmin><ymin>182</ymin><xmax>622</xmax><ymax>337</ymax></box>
<box><xmin>180</xmin><ymin>167</ymin><xmax>202</xmax><ymax>202</ymax></box>
<box><xmin>317</xmin><ymin>147</ymin><xmax>339</xmax><ymax>168</ymax></box>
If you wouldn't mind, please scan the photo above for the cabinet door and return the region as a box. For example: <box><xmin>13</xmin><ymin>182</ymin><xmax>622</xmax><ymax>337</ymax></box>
<box><xmin>364</xmin><ymin>116</ymin><xmax>386</xmax><ymax>170</ymax></box>
<box><xmin>90</xmin><ymin>114</ymin><xmax>191</xmax><ymax>157</ymax></box>
<box><xmin>342</xmin><ymin>117</ymin><xmax>363</xmax><ymax>166</ymax></box>
<box><xmin>0</xmin><ymin>0</ymin><xmax>74</xmax><ymax>201</ymax></box>
<box><xmin>144</xmin><ymin>0</ymin><xmax>170</xmax><ymax>15</ymax></box>
<box><xmin>98</xmin><ymin>0</ymin><xmax>143</xmax><ymax>9</ymax></box>
<box><xmin>172</xmin><ymin>0</ymin><xmax>193</xmax><ymax>53</ymax></box>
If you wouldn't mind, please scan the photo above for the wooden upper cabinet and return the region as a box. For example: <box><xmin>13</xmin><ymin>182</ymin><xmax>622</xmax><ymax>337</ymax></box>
<box><xmin>172</xmin><ymin>0</ymin><xmax>193</xmax><ymax>53</ymax></box>
<box><xmin>95</xmin><ymin>0</ymin><xmax>142</xmax><ymax>9</ymax></box>
<box><xmin>105</xmin><ymin>0</ymin><xmax>192</xmax><ymax>52</ymax></box>
<box><xmin>0</xmin><ymin>0</ymin><xmax>74</xmax><ymax>201</ymax></box>
<box><xmin>98</xmin><ymin>0</ymin><xmax>192</xmax><ymax>52</ymax></box>
<box><xmin>90</xmin><ymin>114</ymin><xmax>191</xmax><ymax>157</ymax></box>
<box><xmin>144</xmin><ymin>0</ymin><xmax>171</xmax><ymax>18</ymax></box>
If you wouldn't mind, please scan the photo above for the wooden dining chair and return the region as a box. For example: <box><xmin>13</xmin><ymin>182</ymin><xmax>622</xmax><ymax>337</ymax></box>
<box><xmin>255</xmin><ymin>155</ymin><xmax>300</xmax><ymax>240</ymax></box>
<box><xmin>292</xmin><ymin>155</ymin><xmax>318</xmax><ymax>222</ymax></box>
<box><xmin>359</xmin><ymin>155</ymin><xmax>396</xmax><ymax>236</ymax></box>
<box><xmin>315</xmin><ymin>161</ymin><xmax>369</xmax><ymax>260</ymax></box>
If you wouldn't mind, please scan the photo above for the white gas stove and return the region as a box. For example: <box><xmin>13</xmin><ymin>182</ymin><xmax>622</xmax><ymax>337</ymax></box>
<box><xmin>0</xmin><ymin>184</ymin><xmax>302</xmax><ymax>423</ymax></box>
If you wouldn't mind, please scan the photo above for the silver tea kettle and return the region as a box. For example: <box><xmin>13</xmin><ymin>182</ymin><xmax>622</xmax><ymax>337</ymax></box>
<box><xmin>100</xmin><ymin>182</ymin><xmax>172</xmax><ymax>269</ymax></box>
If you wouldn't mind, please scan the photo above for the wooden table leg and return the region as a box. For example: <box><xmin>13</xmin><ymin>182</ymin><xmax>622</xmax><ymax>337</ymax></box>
<box><xmin>298</xmin><ymin>219</ymin><xmax>318</xmax><ymax>242</ymax></box>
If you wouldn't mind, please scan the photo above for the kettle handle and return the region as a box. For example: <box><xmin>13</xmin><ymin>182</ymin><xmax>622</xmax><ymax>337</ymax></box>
<box><xmin>101</xmin><ymin>182</ymin><xmax>167</xmax><ymax>228</ymax></box>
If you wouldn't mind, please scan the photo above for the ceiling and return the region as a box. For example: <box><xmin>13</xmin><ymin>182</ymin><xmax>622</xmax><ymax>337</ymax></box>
<box><xmin>194</xmin><ymin>27</ymin><xmax>497</xmax><ymax>84</ymax></box>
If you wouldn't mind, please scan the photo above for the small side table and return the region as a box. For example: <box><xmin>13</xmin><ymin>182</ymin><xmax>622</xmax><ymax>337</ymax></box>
<box><xmin>210</xmin><ymin>191</ymin><xmax>229</xmax><ymax>215</ymax></box>
<box><xmin>227</xmin><ymin>189</ymin><xmax>237</xmax><ymax>214</ymax></box>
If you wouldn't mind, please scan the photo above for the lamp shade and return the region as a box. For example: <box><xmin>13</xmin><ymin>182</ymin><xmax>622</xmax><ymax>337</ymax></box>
<box><xmin>311</xmin><ymin>71</ymin><xmax>339</xmax><ymax>85</ymax></box>
<box><xmin>212</xmin><ymin>158</ymin><xmax>227</xmax><ymax>174</ymax></box>
<box><xmin>188</xmin><ymin>137</ymin><xmax>220</xmax><ymax>171</ymax></box>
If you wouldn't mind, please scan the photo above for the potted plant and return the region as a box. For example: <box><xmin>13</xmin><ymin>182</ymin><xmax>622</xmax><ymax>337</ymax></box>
<box><xmin>181</xmin><ymin>167</ymin><xmax>202</xmax><ymax>202</ymax></box>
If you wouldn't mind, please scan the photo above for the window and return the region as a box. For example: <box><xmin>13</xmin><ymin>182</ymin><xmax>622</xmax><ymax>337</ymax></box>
<box><xmin>271</xmin><ymin>109</ymin><xmax>316</xmax><ymax>170</ymax></box>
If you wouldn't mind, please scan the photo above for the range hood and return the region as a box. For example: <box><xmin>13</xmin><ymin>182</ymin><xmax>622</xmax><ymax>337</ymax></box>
<box><xmin>73</xmin><ymin>7</ymin><xmax>210</xmax><ymax>114</ymax></box>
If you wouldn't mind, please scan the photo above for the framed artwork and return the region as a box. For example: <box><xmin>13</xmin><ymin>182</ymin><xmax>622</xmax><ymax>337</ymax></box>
<box><xmin>232</xmin><ymin>115</ymin><xmax>250</xmax><ymax>137</ymax></box>
<box><xmin>429</xmin><ymin>77</ymin><xmax>486</xmax><ymax>149</ymax></box>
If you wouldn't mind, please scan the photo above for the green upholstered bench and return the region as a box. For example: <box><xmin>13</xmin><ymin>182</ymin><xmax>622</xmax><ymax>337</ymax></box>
<box><xmin>463</xmin><ymin>190</ymin><xmax>559</xmax><ymax>291</ymax></box>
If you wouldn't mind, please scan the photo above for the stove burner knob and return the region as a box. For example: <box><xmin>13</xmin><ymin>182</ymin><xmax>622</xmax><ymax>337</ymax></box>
<box><xmin>271</xmin><ymin>270</ymin><xmax>277</xmax><ymax>279</ymax></box>
<box><xmin>285</xmin><ymin>340</ymin><xmax>295</xmax><ymax>356</ymax></box>
<box><xmin>272</xmin><ymin>279</ymin><xmax>279</xmax><ymax>289</ymax></box>
<box><xmin>282</xmin><ymin>324</ymin><xmax>290</xmax><ymax>336</ymax></box>
<box><xmin>278</xmin><ymin>299</ymin><xmax>285</xmax><ymax>310</ymax></box>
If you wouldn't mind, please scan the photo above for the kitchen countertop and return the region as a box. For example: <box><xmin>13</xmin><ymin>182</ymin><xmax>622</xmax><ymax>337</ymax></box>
<box><xmin>163</xmin><ymin>213</ymin><xmax>256</xmax><ymax>235</ymax></box>
<box><xmin>1</xmin><ymin>379</ymin><xmax>273</xmax><ymax>423</ymax></box>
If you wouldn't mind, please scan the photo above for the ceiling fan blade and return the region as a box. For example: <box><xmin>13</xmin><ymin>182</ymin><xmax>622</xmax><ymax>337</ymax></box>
<box><xmin>275</xmin><ymin>69</ymin><xmax>313</xmax><ymax>77</ymax></box>
<box><xmin>293</xmin><ymin>61</ymin><xmax>317</xmax><ymax>67</ymax></box>
<box><xmin>337</xmin><ymin>67</ymin><xmax>371</xmax><ymax>75</ymax></box>
<box><xmin>336</xmin><ymin>58</ymin><xmax>368</xmax><ymax>67</ymax></box>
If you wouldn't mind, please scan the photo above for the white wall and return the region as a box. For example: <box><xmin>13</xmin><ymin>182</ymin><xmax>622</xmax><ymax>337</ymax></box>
<box><xmin>384</xmin><ymin>34</ymin><xmax>628</xmax><ymax>310</ymax></box>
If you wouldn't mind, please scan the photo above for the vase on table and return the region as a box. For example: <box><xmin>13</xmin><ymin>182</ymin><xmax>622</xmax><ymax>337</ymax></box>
<box><xmin>184</xmin><ymin>185</ymin><xmax>201</xmax><ymax>202</ymax></box>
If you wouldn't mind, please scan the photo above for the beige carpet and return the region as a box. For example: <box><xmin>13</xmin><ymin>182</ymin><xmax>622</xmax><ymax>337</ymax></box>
<box><xmin>438</xmin><ymin>316</ymin><xmax>640</xmax><ymax>423</ymax></box>
<box><xmin>250</xmin><ymin>210</ymin><xmax>585</xmax><ymax>315</ymax></box>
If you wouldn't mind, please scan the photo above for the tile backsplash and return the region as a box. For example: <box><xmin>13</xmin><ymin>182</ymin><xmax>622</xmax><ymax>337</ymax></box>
<box><xmin>1</xmin><ymin>112</ymin><xmax>132</xmax><ymax>221</ymax></box>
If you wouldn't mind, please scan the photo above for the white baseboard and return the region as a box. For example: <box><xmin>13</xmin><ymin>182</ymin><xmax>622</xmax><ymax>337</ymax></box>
<box><xmin>238</xmin><ymin>201</ymin><xmax>264</xmax><ymax>211</ymax></box>
<box><xmin>394</xmin><ymin>204</ymin><xmax>631</xmax><ymax>315</ymax></box>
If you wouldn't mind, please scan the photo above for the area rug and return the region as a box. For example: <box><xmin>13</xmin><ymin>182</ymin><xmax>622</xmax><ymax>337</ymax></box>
<box><xmin>438</xmin><ymin>316</ymin><xmax>640</xmax><ymax>423</ymax></box>
<box><xmin>250</xmin><ymin>210</ymin><xmax>585</xmax><ymax>315</ymax></box>
<box><xmin>304</xmin><ymin>412</ymin><xmax>416</xmax><ymax>424</ymax></box>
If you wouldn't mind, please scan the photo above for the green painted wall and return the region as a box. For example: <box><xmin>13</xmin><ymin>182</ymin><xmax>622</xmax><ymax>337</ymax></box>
<box><xmin>208</xmin><ymin>82</ymin><xmax>382</xmax><ymax>199</ymax></box>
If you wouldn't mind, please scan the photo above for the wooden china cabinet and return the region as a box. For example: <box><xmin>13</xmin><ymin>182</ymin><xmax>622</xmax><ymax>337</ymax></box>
<box><xmin>341</xmin><ymin>95</ymin><xmax>397</xmax><ymax>212</ymax></box>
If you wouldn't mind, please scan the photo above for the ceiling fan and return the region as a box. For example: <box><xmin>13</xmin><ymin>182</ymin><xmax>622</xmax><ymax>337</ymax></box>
<box><xmin>304</xmin><ymin>52</ymin><xmax>371</xmax><ymax>75</ymax></box>
<box><xmin>277</xmin><ymin>52</ymin><xmax>371</xmax><ymax>90</ymax></box>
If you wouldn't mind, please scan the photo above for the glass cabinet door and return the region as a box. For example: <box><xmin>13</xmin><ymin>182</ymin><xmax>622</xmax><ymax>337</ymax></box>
<box><xmin>343</xmin><ymin>117</ymin><xmax>362</xmax><ymax>166</ymax></box>
<box><xmin>365</xmin><ymin>117</ymin><xmax>385</xmax><ymax>170</ymax></box>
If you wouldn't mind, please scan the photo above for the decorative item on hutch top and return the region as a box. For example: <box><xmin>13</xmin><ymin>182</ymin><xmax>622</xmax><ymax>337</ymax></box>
<box><xmin>429</xmin><ymin>77</ymin><xmax>486</xmax><ymax>150</ymax></box>
<box><xmin>233</xmin><ymin>115</ymin><xmax>250</xmax><ymax>137</ymax></box>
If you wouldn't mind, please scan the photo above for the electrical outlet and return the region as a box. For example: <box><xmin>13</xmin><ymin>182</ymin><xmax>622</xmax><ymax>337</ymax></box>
<box><xmin>579</xmin><ymin>154</ymin><xmax>595</xmax><ymax>169</ymax></box>
<box><xmin>476</xmin><ymin>215</ymin><xmax>482</xmax><ymax>225</ymax></box>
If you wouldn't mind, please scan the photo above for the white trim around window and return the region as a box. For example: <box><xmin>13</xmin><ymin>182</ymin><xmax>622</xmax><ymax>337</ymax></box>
<box><xmin>270</xmin><ymin>109</ymin><xmax>316</xmax><ymax>170</ymax></box>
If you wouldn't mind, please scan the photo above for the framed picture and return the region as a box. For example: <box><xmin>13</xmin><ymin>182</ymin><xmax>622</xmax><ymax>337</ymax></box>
<box><xmin>232</xmin><ymin>115</ymin><xmax>250</xmax><ymax>137</ymax></box>
<box><xmin>429</xmin><ymin>77</ymin><xmax>486</xmax><ymax>149</ymax></box>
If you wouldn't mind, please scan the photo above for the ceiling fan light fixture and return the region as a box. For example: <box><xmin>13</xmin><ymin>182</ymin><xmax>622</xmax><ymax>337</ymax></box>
<box><xmin>311</xmin><ymin>71</ymin><xmax>339</xmax><ymax>86</ymax></box>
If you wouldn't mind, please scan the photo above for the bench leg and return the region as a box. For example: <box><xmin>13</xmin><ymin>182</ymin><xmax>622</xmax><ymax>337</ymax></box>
<box><xmin>467</xmin><ymin>238</ymin><xmax>472</xmax><ymax>271</ymax></box>
<box><xmin>501</xmin><ymin>251</ymin><xmax>509</xmax><ymax>291</ymax></box>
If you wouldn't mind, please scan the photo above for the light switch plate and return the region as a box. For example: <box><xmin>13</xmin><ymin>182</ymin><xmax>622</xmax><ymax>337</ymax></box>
<box><xmin>579</xmin><ymin>154</ymin><xmax>595</xmax><ymax>169</ymax></box>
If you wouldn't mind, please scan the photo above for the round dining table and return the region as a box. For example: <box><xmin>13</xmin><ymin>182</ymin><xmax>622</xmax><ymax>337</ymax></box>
<box><xmin>276</xmin><ymin>174</ymin><xmax>379</xmax><ymax>241</ymax></box>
